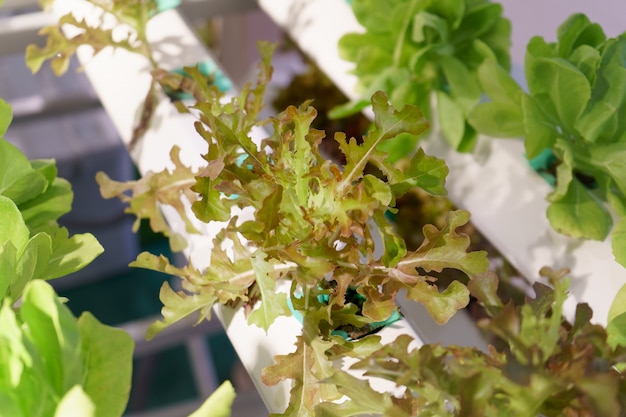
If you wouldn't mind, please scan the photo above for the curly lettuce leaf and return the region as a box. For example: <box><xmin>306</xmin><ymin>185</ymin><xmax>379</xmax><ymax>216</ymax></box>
<box><xmin>389</xmin><ymin>209</ymin><xmax>488</xmax><ymax>324</ymax></box>
<box><xmin>26</xmin><ymin>13</ymin><xmax>137</xmax><ymax>76</ymax></box>
<box><xmin>97</xmin><ymin>146</ymin><xmax>202</xmax><ymax>248</ymax></box>
<box><xmin>337</xmin><ymin>91</ymin><xmax>430</xmax><ymax>192</ymax></box>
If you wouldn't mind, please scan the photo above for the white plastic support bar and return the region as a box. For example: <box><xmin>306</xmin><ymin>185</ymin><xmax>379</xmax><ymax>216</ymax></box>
<box><xmin>257</xmin><ymin>0</ymin><xmax>626</xmax><ymax>325</ymax></box>
<box><xmin>48</xmin><ymin>1</ymin><xmax>433</xmax><ymax>414</ymax></box>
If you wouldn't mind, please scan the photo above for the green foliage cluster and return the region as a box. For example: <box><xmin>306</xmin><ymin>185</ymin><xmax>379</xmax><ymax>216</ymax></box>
<box><xmin>0</xmin><ymin>99</ymin><xmax>134</xmax><ymax>416</ymax></box>
<box><xmin>0</xmin><ymin>106</ymin><xmax>104</xmax><ymax>300</ymax></box>
<box><xmin>470</xmin><ymin>13</ymin><xmax>626</xmax><ymax>268</ymax></box>
<box><xmin>96</xmin><ymin>43</ymin><xmax>491</xmax><ymax>415</ymax></box>
<box><xmin>325</xmin><ymin>269</ymin><xmax>626</xmax><ymax>416</ymax></box>
<box><xmin>334</xmin><ymin>0</ymin><xmax>511</xmax><ymax>154</ymax></box>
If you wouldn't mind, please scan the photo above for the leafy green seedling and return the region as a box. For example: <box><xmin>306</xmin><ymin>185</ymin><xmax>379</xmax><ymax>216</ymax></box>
<box><xmin>0</xmin><ymin>98</ymin><xmax>134</xmax><ymax>417</ymax></box>
<box><xmin>97</xmin><ymin>43</ymin><xmax>490</xmax><ymax>415</ymax></box>
<box><xmin>0</xmin><ymin>280</ymin><xmax>134</xmax><ymax>417</ymax></box>
<box><xmin>470</xmin><ymin>13</ymin><xmax>626</xmax><ymax>267</ymax></box>
<box><xmin>333</xmin><ymin>0</ymin><xmax>511</xmax><ymax>157</ymax></box>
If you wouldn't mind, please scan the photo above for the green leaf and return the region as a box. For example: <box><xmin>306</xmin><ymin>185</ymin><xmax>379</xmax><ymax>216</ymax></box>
<box><xmin>469</xmin><ymin>60</ymin><xmax>525</xmax><ymax>138</ymax></box>
<box><xmin>316</xmin><ymin>371</ymin><xmax>394</xmax><ymax>416</ymax></box>
<box><xmin>391</xmin><ymin>147</ymin><xmax>448</xmax><ymax>196</ymax></box>
<box><xmin>0</xmin><ymin>280</ymin><xmax>133</xmax><ymax>417</ymax></box>
<box><xmin>0</xmin><ymin>298</ymin><xmax>36</xmax><ymax>412</ymax></box>
<box><xmin>247</xmin><ymin>252</ymin><xmax>291</xmax><ymax>331</ymax></box>
<box><xmin>20</xmin><ymin>280</ymin><xmax>84</xmax><ymax>395</ymax></box>
<box><xmin>522</xmin><ymin>94</ymin><xmax>559</xmax><ymax>159</ymax></box>
<box><xmin>455</xmin><ymin>2</ymin><xmax>506</xmax><ymax>41</ymax></box>
<box><xmin>0</xmin><ymin>139</ymin><xmax>37</xmax><ymax>198</ymax></box>
<box><xmin>406</xmin><ymin>279</ymin><xmax>470</xmax><ymax>324</ymax></box>
<box><xmin>78</xmin><ymin>312</ymin><xmax>133</xmax><ymax>417</ymax></box>
<box><xmin>327</xmin><ymin>98</ymin><xmax>370</xmax><ymax>120</ymax></box>
<box><xmin>11</xmin><ymin>232</ymin><xmax>52</xmax><ymax>299</ymax></box>
<box><xmin>0</xmin><ymin>195</ymin><xmax>29</xmax><ymax>252</ymax></box>
<box><xmin>556</xmin><ymin>13</ymin><xmax>605</xmax><ymax>59</ymax></box>
<box><xmin>412</xmin><ymin>11</ymin><xmax>450</xmax><ymax>44</ymax></box>
<box><xmin>18</xmin><ymin>178</ymin><xmax>72</xmax><ymax>229</ymax></box>
<box><xmin>373</xmin><ymin>211</ymin><xmax>406</xmax><ymax>268</ymax></box>
<box><xmin>25</xmin><ymin>14</ymin><xmax>136</xmax><ymax>76</ymax></box>
<box><xmin>436</xmin><ymin>90</ymin><xmax>465</xmax><ymax>149</ymax></box>
<box><xmin>396</xmin><ymin>210</ymin><xmax>488</xmax><ymax>278</ymax></box>
<box><xmin>339</xmin><ymin>0</ymin><xmax>511</xmax><ymax>157</ymax></box>
<box><xmin>393</xmin><ymin>210</ymin><xmax>488</xmax><ymax>323</ymax></box>
<box><xmin>0</xmin><ymin>99</ymin><xmax>12</xmax><ymax>136</ymax></box>
<box><xmin>97</xmin><ymin>146</ymin><xmax>203</xmax><ymax>237</ymax></box>
<box><xmin>0</xmin><ymin>243</ymin><xmax>16</xmax><ymax>300</ymax></box>
<box><xmin>137</xmin><ymin>255</ymin><xmax>217</xmax><ymax>340</ymax></box>
<box><xmin>31</xmin><ymin>158</ymin><xmax>58</xmax><ymax>185</ymax></box>
<box><xmin>4</xmin><ymin>170</ymin><xmax>49</xmax><ymax>207</ymax></box>
<box><xmin>583</xmin><ymin>142</ymin><xmax>626</xmax><ymax>196</ymax></box>
<box><xmin>477</xmin><ymin>60</ymin><xmax>523</xmax><ymax>106</ymax></box>
<box><xmin>547</xmin><ymin>178</ymin><xmax>612</xmax><ymax>240</ymax></box>
<box><xmin>351</xmin><ymin>0</ymin><xmax>405</xmax><ymax>33</ymax></box>
<box><xmin>338</xmin><ymin>91</ymin><xmax>429</xmax><ymax>191</ymax></box>
<box><xmin>440</xmin><ymin>55</ymin><xmax>481</xmax><ymax>113</ymax></box>
<box><xmin>575</xmin><ymin>36</ymin><xmax>626</xmax><ymax>144</ymax></box>
<box><xmin>42</xmin><ymin>227</ymin><xmax>103</xmax><ymax>280</ymax></box>
<box><xmin>568</xmin><ymin>44</ymin><xmax>602</xmax><ymax>83</ymax></box>
<box><xmin>429</xmin><ymin>0</ymin><xmax>465</xmax><ymax>29</ymax></box>
<box><xmin>526</xmin><ymin>55</ymin><xmax>591</xmax><ymax>131</ymax></box>
<box><xmin>187</xmin><ymin>381</ymin><xmax>235</xmax><ymax>417</ymax></box>
<box><xmin>607</xmin><ymin>311</ymin><xmax>626</xmax><ymax>349</ymax></box>
<box><xmin>469</xmin><ymin>101</ymin><xmax>524</xmax><ymax>138</ymax></box>
<box><xmin>612</xmin><ymin>217</ymin><xmax>626</xmax><ymax>268</ymax></box>
<box><xmin>608</xmin><ymin>282</ymin><xmax>626</xmax><ymax>323</ymax></box>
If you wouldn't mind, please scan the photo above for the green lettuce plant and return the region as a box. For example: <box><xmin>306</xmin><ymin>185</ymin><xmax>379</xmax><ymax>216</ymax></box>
<box><xmin>0</xmin><ymin>97</ymin><xmax>134</xmax><ymax>416</ymax></box>
<box><xmin>469</xmin><ymin>13</ymin><xmax>626</xmax><ymax>268</ymax></box>
<box><xmin>333</xmin><ymin>0</ymin><xmax>511</xmax><ymax>155</ymax></box>
<box><xmin>95</xmin><ymin>42</ymin><xmax>490</xmax><ymax>415</ymax></box>
<box><xmin>0</xmin><ymin>109</ymin><xmax>104</xmax><ymax>299</ymax></box>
